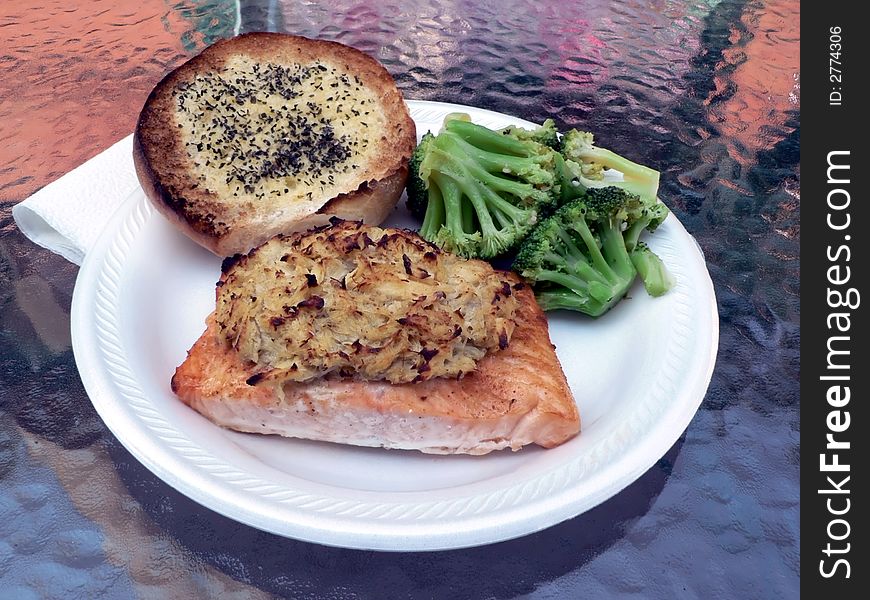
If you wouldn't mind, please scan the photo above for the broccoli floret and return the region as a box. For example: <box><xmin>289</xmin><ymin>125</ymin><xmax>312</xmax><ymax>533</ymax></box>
<box><xmin>560</xmin><ymin>129</ymin><xmax>661</xmax><ymax>202</ymax></box>
<box><xmin>436</xmin><ymin>124</ymin><xmax>558</xmax><ymax>209</ymax></box>
<box><xmin>624</xmin><ymin>195</ymin><xmax>669</xmax><ymax>250</ymax></box>
<box><xmin>586</xmin><ymin>187</ymin><xmax>673</xmax><ymax>296</ymax></box>
<box><xmin>500</xmin><ymin>118</ymin><xmax>560</xmax><ymax>150</ymax></box>
<box><xmin>514</xmin><ymin>187</ymin><xmax>673</xmax><ymax>316</ymax></box>
<box><xmin>407</xmin><ymin>116</ymin><xmax>561</xmax><ymax>259</ymax></box>
<box><xmin>583</xmin><ymin>186</ymin><xmax>668</xmax><ymax>246</ymax></box>
<box><xmin>513</xmin><ymin>196</ymin><xmax>637</xmax><ymax>317</ymax></box>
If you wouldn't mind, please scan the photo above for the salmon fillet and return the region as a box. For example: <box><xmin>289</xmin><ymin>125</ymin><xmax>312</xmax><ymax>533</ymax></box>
<box><xmin>172</xmin><ymin>285</ymin><xmax>579</xmax><ymax>455</ymax></box>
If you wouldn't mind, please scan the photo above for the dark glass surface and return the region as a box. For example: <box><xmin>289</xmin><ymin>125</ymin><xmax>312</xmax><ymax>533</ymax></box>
<box><xmin>0</xmin><ymin>0</ymin><xmax>799</xmax><ymax>597</ymax></box>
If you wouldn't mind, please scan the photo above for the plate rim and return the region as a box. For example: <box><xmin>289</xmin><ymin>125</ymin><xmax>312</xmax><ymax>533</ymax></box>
<box><xmin>71</xmin><ymin>99</ymin><xmax>719</xmax><ymax>551</ymax></box>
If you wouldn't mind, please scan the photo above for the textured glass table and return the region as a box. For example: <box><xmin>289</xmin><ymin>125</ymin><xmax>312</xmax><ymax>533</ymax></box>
<box><xmin>0</xmin><ymin>0</ymin><xmax>799</xmax><ymax>597</ymax></box>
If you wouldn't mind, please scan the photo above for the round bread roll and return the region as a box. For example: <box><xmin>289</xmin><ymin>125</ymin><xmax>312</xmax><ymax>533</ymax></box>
<box><xmin>133</xmin><ymin>33</ymin><xmax>416</xmax><ymax>256</ymax></box>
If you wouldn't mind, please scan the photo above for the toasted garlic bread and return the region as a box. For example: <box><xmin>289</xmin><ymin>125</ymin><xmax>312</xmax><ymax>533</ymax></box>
<box><xmin>133</xmin><ymin>33</ymin><xmax>416</xmax><ymax>256</ymax></box>
<box><xmin>172</xmin><ymin>221</ymin><xmax>580</xmax><ymax>455</ymax></box>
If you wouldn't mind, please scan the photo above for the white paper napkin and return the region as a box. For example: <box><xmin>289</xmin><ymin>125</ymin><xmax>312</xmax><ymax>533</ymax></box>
<box><xmin>12</xmin><ymin>134</ymin><xmax>139</xmax><ymax>266</ymax></box>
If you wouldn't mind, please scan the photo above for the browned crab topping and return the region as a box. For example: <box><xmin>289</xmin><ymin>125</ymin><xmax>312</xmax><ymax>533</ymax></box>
<box><xmin>215</xmin><ymin>221</ymin><xmax>521</xmax><ymax>384</ymax></box>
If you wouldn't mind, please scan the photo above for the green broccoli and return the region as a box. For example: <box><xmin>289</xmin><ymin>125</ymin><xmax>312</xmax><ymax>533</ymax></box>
<box><xmin>588</xmin><ymin>188</ymin><xmax>673</xmax><ymax>297</ymax></box>
<box><xmin>407</xmin><ymin>115</ymin><xmax>560</xmax><ymax>259</ymax></box>
<box><xmin>500</xmin><ymin>118</ymin><xmax>560</xmax><ymax>150</ymax></box>
<box><xmin>513</xmin><ymin>187</ymin><xmax>673</xmax><ymax>316</ymax></box>
<box><xmin>580</xmin><ymin>185</ymin><xmax>669</xmax><ymax>249</ymax></box>
<box><xmin>624</xmin><ymin>194</ymin><xmax>669</xmax><ymax>250</ymax></box>
<box><xmin>559</xmin><ymin>129</ymin><xmax>661</xmax><ymax>203</ymax></box>
<box><xmin>407</xmin><ymin>132</ymin><xmax>436</xmax><ymax>221</ymax></box>
<box><xmin>630</xmin><ymin>241</ymin><xmax>674</xmax><ymax>297</ymax></box>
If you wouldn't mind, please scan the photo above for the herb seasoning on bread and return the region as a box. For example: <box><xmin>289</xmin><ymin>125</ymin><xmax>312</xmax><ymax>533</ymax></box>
<box><xmin>134</xmin><ymin>33</ymin><xmax>416</xmax><ymax>256</ymax></box>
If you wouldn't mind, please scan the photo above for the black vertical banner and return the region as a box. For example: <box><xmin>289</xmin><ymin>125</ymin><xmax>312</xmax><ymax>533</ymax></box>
<box><xmin>802</xmin><ymin>3</ymin><xmax>866</xmax><ymax>596</ymax></box>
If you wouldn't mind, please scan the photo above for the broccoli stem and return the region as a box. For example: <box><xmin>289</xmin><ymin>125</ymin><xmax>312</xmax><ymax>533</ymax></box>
<box><xmin>444</xmin><ymin>119</ymin><xmax>534</xmax><ymax>157</ymax></box>
<box><xmin>624</xmin><ymin>214</ymin><xmax>654</xmax><ymax>251</ymax></box>
<box><xmin>437</xmin><ymin>132</ymin><xmax>548</xmax><ymax>178</ymax></box>
<box><xmin>630</xmin><ymin>246</ymin><xmax>675</xmax><ymax>297</ymax></box>
<box><xmin>426</xmin><ymin>146</ymin><xmax>537</xmax><ymax>257</ymax></box>
<box><xmin>419</xmin><ymin>180</ymin><xmax>445</xmax><ymax>240</ymax></box>
<box><xmin>534</xmin><ymin>270</ymin><xmax>615</xmax><ymax>305</ymax></box>
<box><xmin>431</xmin><ymin>173</ymin><xmax>471</xmax><ymax>239</ymax></box>
<box><xmin>428</xmin><ymin>169</ymin><xmax>503</xmax><ymax>258</ymax></box>
<box><xmin>554</xmin><ymin>228</ymin><xmax>585</xmax><ymax>264</ymax></box>
<box><xmin>535</xmin><ymin>289</ymin><xmax>595</xmax><ymax>312</ymax></box>
<box><xmin>440</xmin><ymin>171</ymin><xmax>513</xmax><ymax>256</ymax></box>
<box><xmin>542</xmin><ymin>242</ymin><xmax>610</xmax><ymax>287</ymax></box>
<box><xmin>598</xmin><ymin>223</ymin><xmax>635</xmax><ymax>280</ymax></box>
<box><xmin>534</xmin><ymin>286</ymin><xmax>618</xmax><ymax>315</ymax></box>
<box><xmin>576</xmin><ymin>146</ymin><xmax>660</xmax><ymax>200</ymax></box>
<box><xmin>624</xmin><ymin>219</ymin><xmax>647</xmax><ymax>251</ymax></box>
<box><xmin>566</xmin><ymin>217</ymin><xmax>615</xmax><ymax>283</ymax></box>
<box><xmin>478</xmin><ymin>169</ymin><xmax>544</xmax><ymax>207</ymax></box>
<box><xmin>442</xmin><ymin>143</ymin><xmax>544</xmax><ymax>206</ymax></box>
<box><xmin>535</xmin><ymin>214</ymin><xmax>636</xmax><ymax>315</ymax></box>
<box><xmin>480</xmin><ymin>185</ymin><xmax>531</xmax><ymax>228</ymax></box>
<box><xmin>534</xmin><ymin>270</ymin><xmax>595</xmax><ymax>293</ymax></box>
<box><xmin>461</xmin><ymin>195</ymin><xmax>475</xmax><ymax>233</ymax></box>
<box><xmin>432</xmin><ymin>167</ymin><xmax>497</xmax><ymax>231</ymax></box>
<box><xmin>554</xmin><ymin>153</ymin><xmax>584</xmax><ymax>203</ymax></box>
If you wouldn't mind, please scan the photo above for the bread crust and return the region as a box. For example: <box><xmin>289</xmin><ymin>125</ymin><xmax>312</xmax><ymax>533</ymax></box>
<box><xmin>172</xmin><ymin>283</ymin><xmax>580</xmax><ymax>454</ymax></box>
<box><xmin>134</xmin><ymin>33</ymin><xmax>416</xmax><ymax>256</ymax></box>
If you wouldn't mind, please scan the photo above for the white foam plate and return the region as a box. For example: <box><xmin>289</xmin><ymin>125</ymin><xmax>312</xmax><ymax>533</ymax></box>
<box><xmin>71</xmin><ymin>100</ymin><xmax>718</xmax><ymax>551</ymax></box>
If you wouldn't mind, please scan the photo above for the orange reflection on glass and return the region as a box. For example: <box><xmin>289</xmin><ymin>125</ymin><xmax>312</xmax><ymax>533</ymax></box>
<box><xmin>0</xmin><ymin>1</ymin><xmax>218</xmax><ymax>204</ymax></box>
<box><xmin>707</xmin><ymin>0</ymin><xmax>799</xmax><ymax>166</ymax></box>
